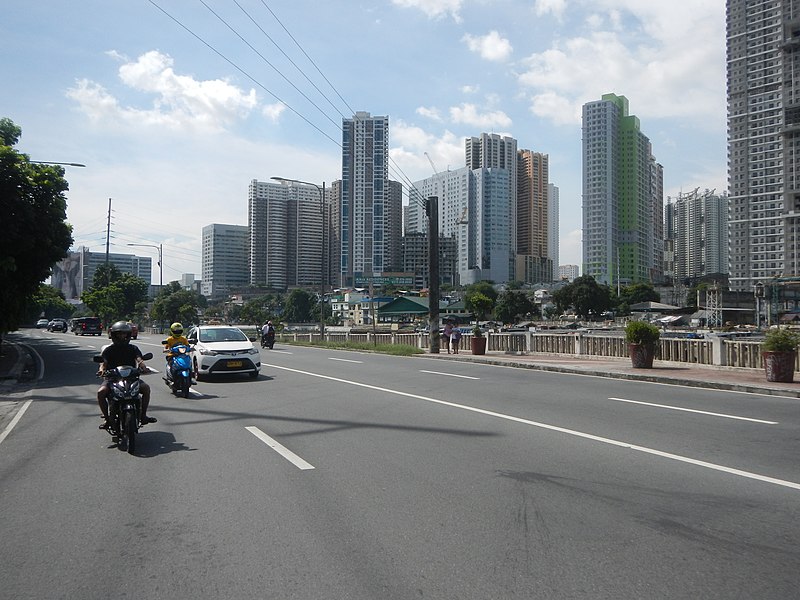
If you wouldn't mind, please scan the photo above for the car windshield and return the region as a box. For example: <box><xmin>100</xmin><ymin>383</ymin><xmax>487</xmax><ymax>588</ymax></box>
<box><xmin>198</xmin><ymin>328</ymin><xmax>247</xmax><ymax>343</ymax></box>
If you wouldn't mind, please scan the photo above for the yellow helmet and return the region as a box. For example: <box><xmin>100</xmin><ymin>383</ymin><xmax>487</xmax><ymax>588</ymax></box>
<box><xmin>170</xmin><ymin>322</ymin><xmax>184</xmax><ymax>336</ymax></box>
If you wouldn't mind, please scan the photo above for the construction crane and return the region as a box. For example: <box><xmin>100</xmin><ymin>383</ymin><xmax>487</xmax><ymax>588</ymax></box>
<box><xmin>424</xmin><ymin>151</ymin><xmax>439</xmax><ymax>175</ymax></box>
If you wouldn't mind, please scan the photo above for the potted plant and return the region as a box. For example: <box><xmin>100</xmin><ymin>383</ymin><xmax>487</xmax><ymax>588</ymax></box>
<box><xmin>624</xmin><ymin>320</ymin><xmax>660</xmax><ymax>368</ymax></box>
<box><xmin>470</xmin><ymin>324</ymin><xmax>487</xmax><ymax>355</ymax></box>
<box><xmin>761</xmin><ymin>327</ymin><xmax>800</xmax><ymax>382</ymax></box>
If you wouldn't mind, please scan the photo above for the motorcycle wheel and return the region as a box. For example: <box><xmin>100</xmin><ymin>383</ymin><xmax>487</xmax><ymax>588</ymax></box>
<box><xmin>123</xmin><ymin>412</ymin><xmax>137</xmax><ymax>455</ymax></box>
<box><xmin>182</xmin><ymin>378</ymin><xmax>190</xmax><ymax>398</ymax></box>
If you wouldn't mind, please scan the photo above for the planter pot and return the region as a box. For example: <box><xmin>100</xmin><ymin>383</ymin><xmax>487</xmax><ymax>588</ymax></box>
<box><xmin>628</xmin><ymin>343</ymin><xmax>655</xmax><ymax>369</ymax></box>
<box><xmin>471</xmin><ymin>336</ymin><xmax>487</xmax><ymax>355</ymax></box>
<box><xmin>762</xmin><ymin>350</ymin><xmax>796</xmax><ymax>383</ymax></box>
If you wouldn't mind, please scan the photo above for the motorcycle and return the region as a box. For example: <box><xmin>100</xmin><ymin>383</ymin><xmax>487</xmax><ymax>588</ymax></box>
<box><xmin>94</xmin><ymin>352</ymin><xmax>153</xmax><ymax>455</ymax></box>
<box><xmin>162</xmin><ymin>343</ymin><xmax>194</xmax><ymax>398</ymax></box>
<box><xmin>261</xmin><ymin>329</ymin><xmax>275</xmax><ymax>349</ymax></box>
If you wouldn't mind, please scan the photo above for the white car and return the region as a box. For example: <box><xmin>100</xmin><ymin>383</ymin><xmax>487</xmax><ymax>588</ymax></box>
<box><xmin>187</xmin><ymin>325</ymin><xmax>261</xmax><ymax>380</ymax></box>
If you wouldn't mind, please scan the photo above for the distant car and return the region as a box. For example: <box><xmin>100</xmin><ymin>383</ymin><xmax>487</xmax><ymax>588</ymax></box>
<box><xmin>72</xmin><ymin>316</ymin><xmax>103</xmax><ymax>336</ymax></box>
<box><xmin>35</xmin><ymin>318</ymin><xmax>50</xmax><ymax>328</ymax></box>
<box><xmin>47</xmin><ymin>318</ymin><xmax>68</xmax><ymax>332</ymax></box>
<box><xmin>187</xmin><ymin>325</ymin><xmax>260</xmax><ymax>380</ymax></box>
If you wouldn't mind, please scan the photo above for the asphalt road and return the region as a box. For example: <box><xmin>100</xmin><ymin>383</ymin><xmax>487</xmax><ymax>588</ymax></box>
<box><xmin>1</xmin><ymin>330</ymin><xmax>799</xmax><ymax>599</ymax></box>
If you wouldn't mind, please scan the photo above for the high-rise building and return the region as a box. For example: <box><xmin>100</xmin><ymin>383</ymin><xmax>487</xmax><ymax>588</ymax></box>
<box><xmin>408</xmin><ymin>166</ymin><xmax>512</xmax><ymax>284</ymax></box>
<box><xmin>248</xmin><ymin>179</ymin><xmax>323</xmax><ymax>290</ymax></box>
<box><xmin>51</xmin><ymin>247</ymin><xmax>153</xmax><ymax>301</ymax></box>
<box><xmin>402</xmin><ymin>232</ymin><xmax>458</xmax><ymax>289</ymax></box>
<box><xmin>558</xmin><ymin>264</ymin><xmax>580</xmax><ymax>281</ymax></box>
<box><xmin>340</xmin><ymin>111</ymin><xmax>390</xmax><ymax>286</ymax></box>
<box><xmin>467</xmin><ymin>133</ymin><xmax>518</xmax><ymax>280</ymax></box>
<box><xmin>727</xmin><ymin>0</ymin><xmax>800</xmax><ymax>290</ymax></box>
<box><xmin>665</xmin><ymin>189</ymin><xmax>729</xmax><ymax>282</ymax></box>
<box><xmin>516</xmin><ymin>149</ymin><xmax>551</xmax><ymax>283</ymax></box>
<box><xmin>548</xmin><ymin>183</ymin><xmax>560</xmax><ymax>281</ymax></box>
<box><xmin>201</xmin><ymin>224</ymin><xmax>249</xmax><ymax>299</ymax></box>
<box><xmin>582</xmin><ymin>93</ymin><xmax>664</xmax><ymax>285</ymax></box>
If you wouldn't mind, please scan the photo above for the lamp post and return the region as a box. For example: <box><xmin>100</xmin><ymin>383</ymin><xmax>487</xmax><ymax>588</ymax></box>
<box><xmin>754</xmin><ymin>281</ymin><xmax>764</xmax><ymax>329</ymax></box>
<box><xmin>271</xmin><ymin>176</ymin><xmax>326</xmax><ymax>338</ymax></box>
<box><xmin>127</xmin><ymin>243</ymin><xmax>163</xmax><ymax>290</ymax></box>
<box><xmin>29</xmin><ymin>161</ymin><xmax>86</xmax><ymax>167</ymax></box>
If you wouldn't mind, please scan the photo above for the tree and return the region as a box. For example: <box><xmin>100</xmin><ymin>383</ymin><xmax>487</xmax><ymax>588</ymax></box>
<box><xmin>26</xmin><ymin>284</ymin><xmax>75</xmax><ymax>323</ymax></box>
<box><xmin>494</xmin><ymin>290</ymin><xmax>535</xmax><ymax>324</ymax></box>
<box><xmin>551</xmin><ymin>275</ymin><xmax>612</xmax><ymax>319</ymax></box>
<box><xmin>0</xmin><ymin>118</ymin><xmax>73</xmax><ymax>342</ymax></box>
<box><xmin>283</xmin><ymin>289</ymin><xmax>314</xmax><ymax>323</ymax></box>
<box><xmin>80</xmin><ymin>263</ymin><xmax>149</xmax><ymax>327</ymax></box>
<box><xmin>150</xmin><ymin>282</ymin><xmax>205</xmax><ymax>326</ymax></box>
<box><xmin>465</xmin><ymin>281</ymin><xmax>497</xmax><ymax>320</ymax></box>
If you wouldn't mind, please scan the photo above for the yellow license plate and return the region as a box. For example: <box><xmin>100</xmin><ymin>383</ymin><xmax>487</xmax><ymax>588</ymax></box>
<box><xmin>227</xmin><ymin>360</ymin><xmax>243</xmax><ymax>368</ymax></box>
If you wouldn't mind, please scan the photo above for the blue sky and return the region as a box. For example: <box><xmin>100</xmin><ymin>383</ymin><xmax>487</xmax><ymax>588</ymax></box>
<box><xmin>3</xmin><ymin>0</ymin><xmax>726</xmax><ymax>285</ymax></box>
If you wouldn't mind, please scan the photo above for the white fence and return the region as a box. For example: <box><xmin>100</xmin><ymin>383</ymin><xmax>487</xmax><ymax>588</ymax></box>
<box><xmin>274</xmin><ymin>330</ymin><xmax>787</xmax><ymax>370</ymax></box>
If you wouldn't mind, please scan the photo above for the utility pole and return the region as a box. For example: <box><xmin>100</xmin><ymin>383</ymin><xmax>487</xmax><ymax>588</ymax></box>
<box><xmin>427</xmin><ymin>196</ymin><xmax>440</xmax><ymax>354</ymax></box>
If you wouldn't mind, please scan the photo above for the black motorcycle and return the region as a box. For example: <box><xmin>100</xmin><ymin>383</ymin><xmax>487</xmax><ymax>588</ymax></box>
<box><xmin>94</xmin><ymin>352</ymin><xmax>153</xmax><ymax>454</ymax></box>
<box><xmin>261</xmin><ymin>330</ymin><xmax>275</xmax><ymax>349</ymax></box>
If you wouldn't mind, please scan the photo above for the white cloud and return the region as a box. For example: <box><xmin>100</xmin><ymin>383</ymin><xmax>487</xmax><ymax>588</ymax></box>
<box><xmin>390</xmin><ymin>120</ymin><xmax>464</xmax><ymax>181</ymax></box>
<box><xmin>462</xmin><ymin>31</ymin><xmax>513</xmax><ymax>62</ymax></box>
<box><xmin>534</xmin><ymin>0</ymin><xmax>567</xmax><ymax>18</ymax></box>
<box><xmin>391</xmin><ymin>0</ymin><xmax>463</xmax><ymax>22</ymax></box>
<box><xmin>416</xmin><ymin>106</ymin><xmax>443</xmax><ymax>121</ymax></box>
<box><xmin>516</xmin><ymin>2</ymin><xmax>725</xmax><ymax>128</ymax></box>
<box><xmin>67</xmin><ymin>50</ymin><xmax>258</xmax><ymax>132</ymax></box>
<box><xmin>449</xmin><ymin>103</ymin><xmax>512</xmax><ymax>129</ymax></box>
<box><xmin>461</xmin><ymin>84</ymin><xmax>480</xmax><ymax>94</ymax></box>
<box><xmin>262</xmin><ymin>103</ymin><xmax>286</xmax><ymax>122</ymax></box>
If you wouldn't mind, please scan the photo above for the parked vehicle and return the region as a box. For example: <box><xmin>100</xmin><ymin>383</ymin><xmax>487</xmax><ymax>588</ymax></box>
<box><xmin>162</xmin><ymin>342</ymin><xmax>194</xmax><ymax>397</ymax></box>
<box><xmin>186</xmin><ymin>325</ymin><xmax>260</xmax><ymax>380</ymax></box>
<box><xmin>93</xmin><ymin>352</ymin><xmax>153</xmax><ymax>454</ymax></box>
<box><xmin>35</xmin><ymin>318</ymin><xmax>49</xmax><ymax>328</ymax></box>
<box><xmin>47</xmin><ymin>318</ymin><xmax>68</xmax><ymax>332</ymax></box>
<box><xmin>72</xmin><ymin>316</ymin><xmax>103</xmax><ymax>336</ymax></box>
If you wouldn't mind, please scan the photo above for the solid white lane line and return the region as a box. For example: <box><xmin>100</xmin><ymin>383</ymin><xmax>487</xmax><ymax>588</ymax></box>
<box><xmin>329</xmin><ymin>357</ymin><xmax>362</xmax><ymax>363</ymax></box>
<box><xmin>607</xmin><ymin>397</ymin><xmax>778</xmax><ymax>424</ymax></box>
<box><xmin>420</xmin><ymin>370</ymin><xmax>480</xmax><ymax>380</ymax></box>
<box><xmin>245</xmin><ymin>426</ymin><xmax>315</xmax><ymax>470</ymax></box>
<box><xmin>269</xmin><ymin>350</ymin><xmax>293</xmax><ymax>354</ymax></box>
<box><xmin>262</xmin><ymin>362</ymin><xmax>800</xmax><ymax>491</ymax></box>
<box><xmin>0</xmin><ymin>399</ymin><xmax>33</xmax><ymax>447</ymax></box>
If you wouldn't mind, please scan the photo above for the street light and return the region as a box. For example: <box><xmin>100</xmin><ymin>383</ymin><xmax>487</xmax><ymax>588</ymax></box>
<box><xmin>127</xmin><ymin>242</ymin><xmax>163</xmax><ymax>289</ymax></box>
<box><xmin>754</xmin><ymin>281</ymin><xmax>764</xmax><ymax>329</ymax></box>
<box><xmin>29</xmin><ymin>160</ymin><xmax>86</xmax><ymax>167</ymax></box>
<box><xmin>271</xmin><ymin>176</ymin><xmax>326</xmax><ymax>338</ymax></box>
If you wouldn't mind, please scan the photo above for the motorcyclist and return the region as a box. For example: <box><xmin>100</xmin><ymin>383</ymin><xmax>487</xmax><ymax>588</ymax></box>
<box><xmin>164</xmin><ymin>322</ymin><xmax>190</xmax><ymax>360</ymax></box>
<box><xmin>97</xmin><ymin>321</ymin><xmax>155</xmax><ymax>428</ymax></box>
<box><xmin>261</xmin><ymin>320</ymin><xmax>275</xmax><ymax>346</ymax></box>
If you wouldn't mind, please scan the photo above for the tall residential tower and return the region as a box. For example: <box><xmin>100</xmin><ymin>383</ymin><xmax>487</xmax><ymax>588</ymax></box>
<box><xmin>582</xmin><ymin>93</ymin><xmax>664</xmax><ymax>286</ymax></box>
<box><xmin>727</xmin><ymin>0</ymin><xmax>800</xmax><ymax>290</ymax></box>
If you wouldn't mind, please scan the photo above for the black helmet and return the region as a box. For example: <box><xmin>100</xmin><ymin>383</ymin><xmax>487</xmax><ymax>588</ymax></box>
<box><xmin>110</xmin><ymin>321</ymin><xmax>132</xmax><ymax>345</ymax></box>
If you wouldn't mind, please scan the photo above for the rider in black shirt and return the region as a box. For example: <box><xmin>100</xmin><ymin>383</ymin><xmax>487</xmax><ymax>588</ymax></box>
<box><xmin>97</xmin><ymin>321</ymin><xmax>156</xmax><ymax>428</ymax></box>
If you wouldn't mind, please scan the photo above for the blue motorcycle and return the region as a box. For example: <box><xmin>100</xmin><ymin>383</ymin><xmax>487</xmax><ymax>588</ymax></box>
<box><xmin>163</xmin><ymin>343</ymin><xmax>194</xmax><ymax>398</ymax></box>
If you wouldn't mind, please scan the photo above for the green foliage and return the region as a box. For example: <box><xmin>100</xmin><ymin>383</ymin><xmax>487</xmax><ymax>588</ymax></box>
<box><xmin>761</xmin><ymin>327</ymin><xmax>800</xmax><ymax>352</ymax></box>
<box><xmin>467</xmin><ymin>292</ymin><xmax>494</xmax><ymax>320</ymax></box>
<box><xmin>150</xmin><ymin>282</ymin><xmax>204</xmax><ymax>326</ymax></box>
<box><xmin>28</xmin><ymin>284</ymin><xmax>74</xmax><ymax>322</ymax></box>
<box><xmin>81</xmin><ymin>263</ymin><xmax>149</xmax><ymax>326</ymax></box>
<box><xmin>552</xmin><ymin>275</ymin><xmax>612</xmax><ymax>319</ymax></box>
<box><xmin>283</xmin><ymin>289</ymin><xmax>314</xmax><ymax>322</ymax></box>
<box><xmin>616</xmin><ymin>283</ymin><xmax>660</xmax><ymax>312</ymax></box>
<box><xmin>494</xmin><ymin>290</ymin><xmax>535</xmax><ymax>324</ymax></box>
<box><xmin>624</xmin><ymin>320</ymin><xmax>661</xmax><ymax>345</ymax></box>
<box><xmin>472</xmin><ymin>324</ymin><xmax>484</xmax><ymax>337</ymax></box>
<box><xmin>0</xmin><ymin>119</ymin><xmax>73</xmax><ymax>336</ymax></box>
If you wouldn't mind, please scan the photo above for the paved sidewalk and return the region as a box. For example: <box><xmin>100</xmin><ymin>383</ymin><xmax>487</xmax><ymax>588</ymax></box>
<box><xmin>426</xmin><ymin>349</ymin><xmax>800</xmax><ymax>398</ymax></box>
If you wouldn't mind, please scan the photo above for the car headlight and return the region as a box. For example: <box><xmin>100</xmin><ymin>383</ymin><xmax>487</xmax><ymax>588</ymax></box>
<box><xmin>247</xmin><ymin>347</ymin><xmax>259</xmax><ymax>355</ymax></box>
<box><xmin>199</xmin><ymin>348</ymin><xmax>218</xmax><ymax>356</ymax></box>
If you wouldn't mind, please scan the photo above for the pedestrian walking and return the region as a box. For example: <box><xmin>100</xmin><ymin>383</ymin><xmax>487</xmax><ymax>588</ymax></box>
<box><xmin>450</xmin><ymin>327</ymin><xmax>462</xmax><ymax>354</ymax></box>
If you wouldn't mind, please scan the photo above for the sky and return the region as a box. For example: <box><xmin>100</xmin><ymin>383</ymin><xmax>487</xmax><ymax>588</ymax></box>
<box><xmin>2</xmin><ymin>0</ymin><xmax>727</xmax><ymax>286</ymax></box>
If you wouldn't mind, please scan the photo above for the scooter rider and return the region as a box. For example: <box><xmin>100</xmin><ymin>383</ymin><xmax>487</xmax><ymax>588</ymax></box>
<box><xmin>164</xmin><ymin>322</ymin><xmax>190</xmax><ymax>362</ymax></box>
<box><xmin>97</xmin><ymin>321</ymin><xmax>156</xmax><ymax>428</ymax></box>
<box><xmin>261</xmin><ymin>320</ymin><xmax>275</xmax><ymax>346</ymax></box>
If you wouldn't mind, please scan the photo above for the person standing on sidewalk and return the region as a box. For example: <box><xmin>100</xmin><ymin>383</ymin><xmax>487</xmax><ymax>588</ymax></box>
<box><xmin>450</xmin><ymin>327</ymin><xmax>462</xmax><ymax>354</ymax></box>
<box><xmin>442</xmin><ymin>322</ymin><xmax>453</xmax><ymax>354</ymax></box>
